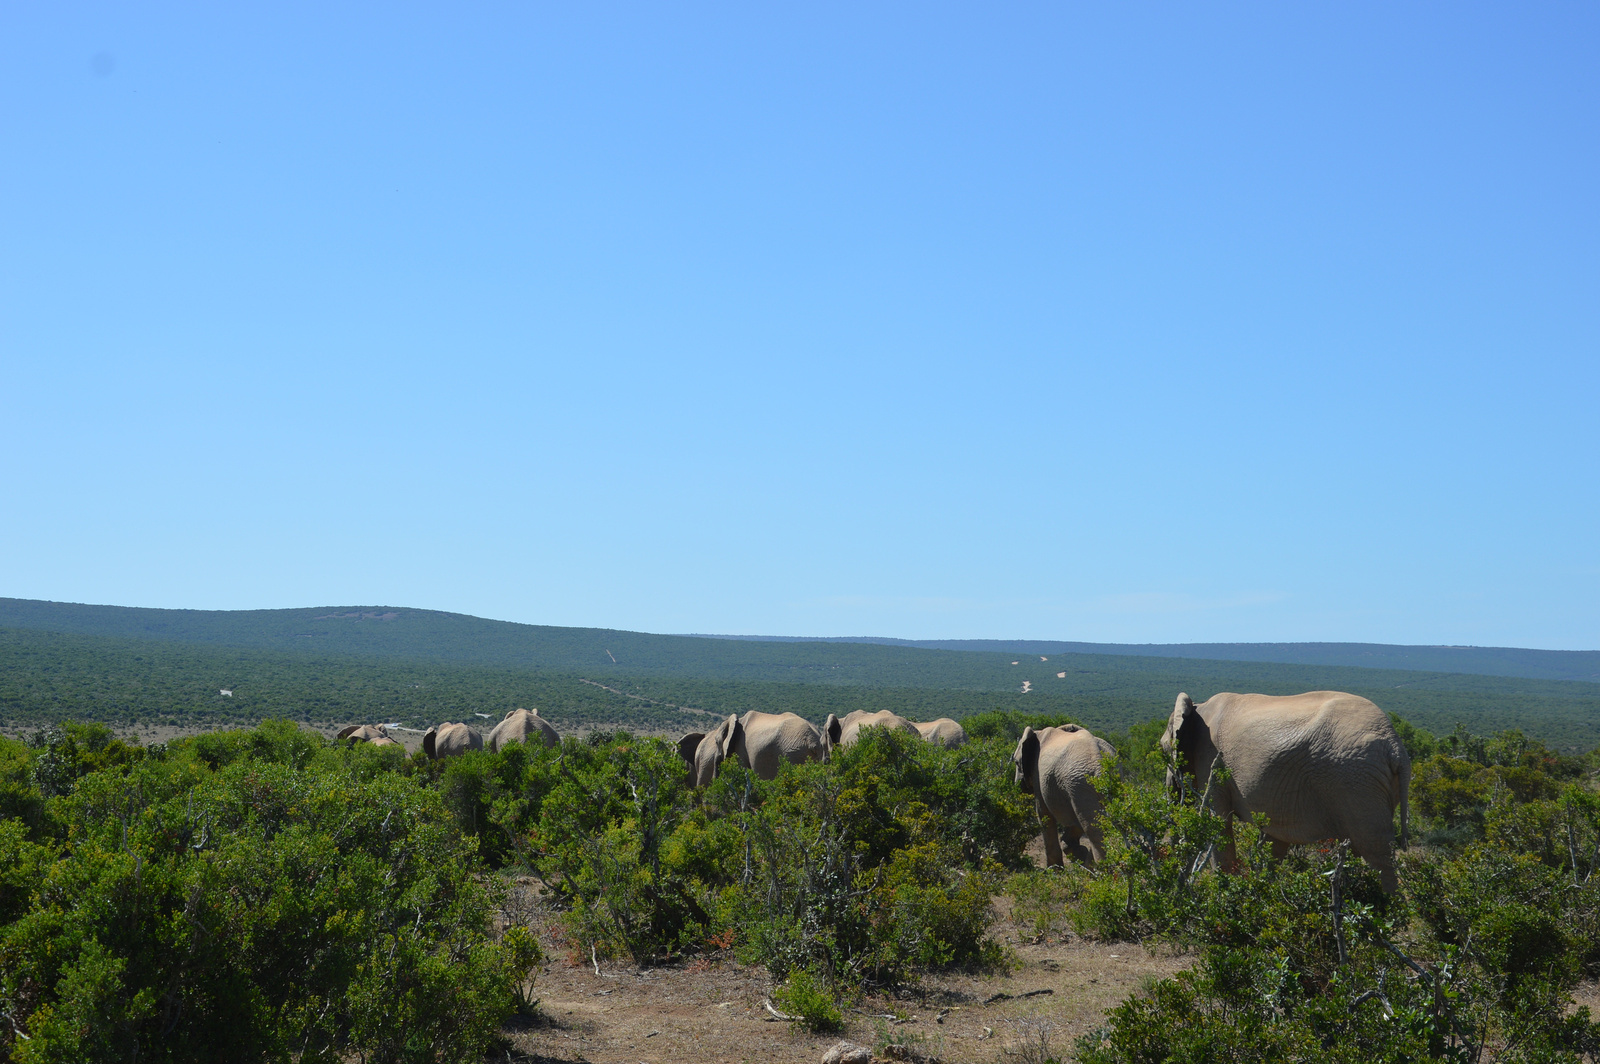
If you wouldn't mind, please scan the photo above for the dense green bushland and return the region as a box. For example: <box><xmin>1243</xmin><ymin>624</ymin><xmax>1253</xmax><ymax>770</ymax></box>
<box><xmin>7</xmin><ymin>608</ymin><xmax>1600</xmax><ymax>747</ymax></box>
<box><xmin>0</xmin><ymin>718</ymin><xmax>1040</xmax><ymax>1058</ymax></box>
<box><xmin>0</xmin><ymin>722</ymin><xmax>530</xmax><ymax>1064</ymax></box>
<box><xmin>8</xmin><ymin>709</ymin><xmax>1600</xmax><ymax>1061</ymax></box>
<box><xmin>1064</xmin><ymin>724</ymin><xmax>1600</xmax><ymax>1063</ymax></box>
<box><xmin>9</xmin><ymin>597</ymin><xmax>1598</xmax><ymax>685</ymax></box>
<box><xmin>421</xmin><ymin>727</ymin><xmax>1035</xmax><ymax>989</ymax></box>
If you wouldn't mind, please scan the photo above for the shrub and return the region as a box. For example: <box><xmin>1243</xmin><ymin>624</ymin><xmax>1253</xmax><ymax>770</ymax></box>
<box><xmin>774</xmin><ymin>967</ymin><xmax>843</xmax><ymax>1033</ymax></box>
<box><xmin>0</xmin><ymin>721</ymin><xmax>517</xmax><ymax>1063</ymax></box>
<box><xmin>1005</xmin><ymin>866</ymin><xmax>1089</xmax><ymax>942</ymax></box>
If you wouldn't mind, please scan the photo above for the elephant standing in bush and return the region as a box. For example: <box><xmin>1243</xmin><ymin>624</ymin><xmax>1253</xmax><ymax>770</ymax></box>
<box><xmin>336</xmin><ymin>724</ymin><xmax>402</xmax><ymax>749</ymax></box>
<box><xmin>1162</xmin><ymin>691</ymin><xmax>1411</xmax><ymax>892</ymax></box>
<box><xmin>1013</xmin><ymin>724</ymin><xmax>1118</xmax><ymax>865</ymax></box>
<box><xmin>913</xmin><ymin>718</ymin><xmax>967</xmax><ymax>749</ymax></box>
<box><xmin>422</xmin><ymin>722</ymin><xmax>482</xmax><ymax>760</ymax></box>
<box><xmin>678</xmin><ymin>711</ymin><xmax>826</xmax><ymax>787</ymax></box>
<box><xmin>488</xmin><ymin>708</ymin><xmax>559</xmax><ymax>752</ymax></box>
<box><xmin>823</xmin><ymin>710</ymin><xmax>920</xmax><ymax>753</ymax></box>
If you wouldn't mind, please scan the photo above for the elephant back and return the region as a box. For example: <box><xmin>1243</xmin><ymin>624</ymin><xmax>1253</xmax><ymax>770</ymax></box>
<box><xmin>425</xmin><ymin>722</ymin><xmax>483</xmax><ymax>759</ymax></box>
<box><xmin>489</xmin><ymin>708</ymin><xmax>560</xmax><ymax>752</ymax></box>
<box><xmin>913</xmin><ymin>718</ymin><xmax>967</xmax><ymax>748</ymax></box>
<box><xmin>827</xmin><ymin>710</ymin><xmax>920</xmax><ymax>750</ymax></box>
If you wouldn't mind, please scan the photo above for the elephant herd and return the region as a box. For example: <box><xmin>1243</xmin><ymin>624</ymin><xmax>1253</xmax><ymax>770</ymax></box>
<box><xmin>675</xmin><ymin>708</ymin><xmax>967</xmax><ymax>788</ymax></box>
<box><xmin>1013</xmin><ymin>689</ymin><xmax>1410</xmax><ymax>892</ymax></box>
<box><xmin>336</xmin><ymin>707</ymin><xmax>561</xmax><ymax>759</ymax></box>
<box><xmin>339</xmin><ymin>689</ymin><xmax>1412</xmax><ymax>892</ymax></box>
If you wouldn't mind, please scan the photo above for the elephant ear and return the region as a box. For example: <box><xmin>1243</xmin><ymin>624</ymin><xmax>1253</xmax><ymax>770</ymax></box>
<box><xmin>677</xmin><ymin>732</ymin><xmax>705</xmax><ymax>767</ymax></box>
<box><xmin>1169</xmin><ymin>693</ymin><xmax>1199</xmax><ymax>761</ymax></box>
<box><xmin>713</xmin><ymin>714</ymin><xmax>739</xmax><ymax>758</ymax></box>
<box><xmin>506</xmin><ymin>708</ymin><xmax>521</xmax><ymax>721</ymax></box>
<box><xmin>1014</xmin><ymin>726</ymin><xmax>1040</xmax><ymax>775</ymax></box>
<box><xmin>337</xmin><ymin>725</ymin><xmax>360</xmax><ymax>741</ymax></box>
<box><xmin>422</xmin><ymin>727</ymin><xmax>438</xmax><ymax>760</ymax></box>
<box><xmin>824</xmin><ymin>714</ymin><xmax>841</xmax><ymax>750</ymax></box>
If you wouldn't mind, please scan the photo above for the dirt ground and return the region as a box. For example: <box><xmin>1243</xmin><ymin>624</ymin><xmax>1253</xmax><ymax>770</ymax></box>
<box><xmin>509</xmin><ymin>930</ymin><xmax>1184</xmax><ymax>1064</ymax></box>
<box><xmin>501</xmin><ymin>839</ymin><xmax>1190</xmax><ymax>1064</ymax></box>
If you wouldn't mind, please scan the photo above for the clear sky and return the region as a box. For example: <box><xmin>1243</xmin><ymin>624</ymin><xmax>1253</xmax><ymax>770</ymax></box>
<box><xmin>2</xmin><ymin>4</ymin><xmax>1596</xmax><ymax>648</ymax></box>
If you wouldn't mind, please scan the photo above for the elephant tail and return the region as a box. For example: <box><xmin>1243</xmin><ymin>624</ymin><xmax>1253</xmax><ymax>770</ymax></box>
<box><xmin>1396</xmin><ymin>753</ymin><xmax>1411</xmax><ymax>851</ymax></box>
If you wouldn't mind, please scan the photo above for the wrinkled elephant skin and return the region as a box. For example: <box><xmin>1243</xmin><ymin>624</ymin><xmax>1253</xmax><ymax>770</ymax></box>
<box><xmin>488</xmin><ymin>708</ymin><xmax>560</xmax><ymax>752</ymax></box>
<box><xmin>823</xmin><ymin>710</ymin><xmax>920</xmax><ymax>754</ymax></box>
<box><xmin>1013</xmin><ymin>724</ymin><xmax>1116</xmax><ymax>865</ymax></box>
<box><xmin>337</xmin><ymin>724</ymin><xmax>402</xmax><ymax>749</ymax></box>
<box><xmin>677</xmin><ymin>711</ymin><xmax>826</xmax><ymax>787</ymax></box>
<box><xmin>423</xmin><ymin>722</ymin><xmax>483</xmax><ymax>760</ymax></box>
<box><xmin>1161</xmin><ymin>690</ymin><xmax>1411</xmax><ymax>892</ymax></box>
<box><xmin>913</xmin><ymin>718</ymin><xmax>967</xmax><ymax>749</ymax></box>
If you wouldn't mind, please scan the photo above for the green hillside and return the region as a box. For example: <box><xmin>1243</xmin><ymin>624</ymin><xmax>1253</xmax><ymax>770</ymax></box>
<box><xmin>702</xmin><ymin>635</ymin><xmax>1600</xmax><ymax>683</ymax></box>
<box><xmin>4</xmin><ymin>620</ymin><xmax>1600</xmax><ymax>749</ymax></box>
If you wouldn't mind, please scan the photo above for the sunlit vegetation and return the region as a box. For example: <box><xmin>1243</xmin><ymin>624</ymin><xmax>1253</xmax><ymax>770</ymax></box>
<box><xmin>3</xmin><ymin>710</ymin><xmax>1600</xmax><ymax>1060</ymax></box>
<box><xmin>5</xmin><ymin>616</ymin><xmax>1600</xmax><ymax>749</ymax></box>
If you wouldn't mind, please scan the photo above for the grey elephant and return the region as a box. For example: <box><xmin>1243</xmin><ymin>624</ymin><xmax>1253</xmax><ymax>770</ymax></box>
<box><xmin>677</xmin><ymin>711</ymin><xmax>827</xmax><ymax>788</ymax></box>
<box><xmin>422</xmin><ymin>721</ymin><xmax>483</xmax><ymax>760</ymax></box>
<box><xmin>337</xmin><ymin>724</ymin><xmax>403</xmax><ymax>749</ymax></box>
<box><xmin>822</xmin><ymin>709</ymin><xmax>921</xmax><ymax>753</ymax></box>
<box><xmin>1013</xmin><ymin>724</ymin><xmax>1117</xmax><ymax>865</ymax></box>
<box><xmin>488</xmin><ymin>707</ymin><xmax>560</xmax><ymax>752</ymax></box>
<box><xmin>1162</xmin><ymin>691</ymin><xmax>1411</xmax><ymax>892</ymax></box>
<box><xmin>913</xmin><ymin>718</ymin><xmax>967</xmax><ymax>749</ymax></box>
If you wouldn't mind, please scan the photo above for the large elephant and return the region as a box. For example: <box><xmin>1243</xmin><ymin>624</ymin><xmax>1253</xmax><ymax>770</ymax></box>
<box><xmin>488</xmin><ymin>708</ymin><xmax>560</xmax><ymax>752</ymax></box>
<box><xmin>422</xmin><ymin>722</ymin><xmax>483</xmax><ymax>760</ymax></box>
<box><xmin>1162</xmin><ymin>691</ymin><xmax>1411</xmax><ymax>892</ymax></box>
<box><xmin>1013</xmin><ymin>724</ymin><xmax>1117</xmax><ymax>865</ymax></box>
<box><xmin>677</xmin><ymin>711</ymin><xmax>827</xmax><ymax>788</ymax></box>
<box><xmin>822</xmin><ymin>710</ymin><xmax>920</xmax><ymax>753</ymax></box>
<box><xmin>337</xmin><ymin>724</ymin><xmax>402</xmax><ymax>749</ymax></box>
<box><xmin>913</xmin><ymin>718</ymin><xmax>967</xmax><ymax>749</ymax></box>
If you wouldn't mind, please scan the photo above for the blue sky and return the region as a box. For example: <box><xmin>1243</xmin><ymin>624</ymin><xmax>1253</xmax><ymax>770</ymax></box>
<box><xmin>2</xmin><ymin>3</ymin><xmax>1596</xmax><ymax>648</ymax></box>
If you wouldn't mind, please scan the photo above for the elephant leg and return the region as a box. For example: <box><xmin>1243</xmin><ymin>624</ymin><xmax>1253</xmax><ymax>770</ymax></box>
<box><xmin>1270</xmin><ymin>838</ymin><xmax>1292</xmax><ymax>860</ymax></box>
<box><xmin>1060</xmin><ymin>817</ymin><xmax>1101</xmax><ymax>864</ymax></box>
<box><xmin>1078</xmin><ymin>827</ymin><xmax>1106</xmax><ymax>864</ymax></box>
<box><xmin>1218</xmin><ymin>821</ymin><xmax>1240</xmax><ymax>874</ymax></box>
<box><xmin>1349</xmin><ymin>833</ymin><xmax>1400</xmax><ymax>894</ymax></box>
<box><xmin>1039</xmin><ymin>813</ymin><xmax>1065</xmax><ymax>867</ymax></box>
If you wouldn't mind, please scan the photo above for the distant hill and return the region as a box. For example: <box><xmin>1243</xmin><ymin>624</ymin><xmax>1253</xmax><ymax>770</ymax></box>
<box><xmin>3</xmin><ymin>597</ymin><xmax>1600</xmax><ymax>749</ymax></box>
<box><xmin>694</xmin><ymin>635</ymin><xmax>1600</xmax><ymax>684</ymax></box>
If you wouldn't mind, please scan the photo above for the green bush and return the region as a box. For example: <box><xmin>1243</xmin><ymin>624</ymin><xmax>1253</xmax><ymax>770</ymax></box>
<box><xmin>1005</xmin><ymin>866</ymin><xmax>1089</xmax><ymax>942</ymax></box>
<box><xmin>774</xmin><ymin>967</ymin><xmax>843</xmax><ymax>1033</ymax></box>
<box><xmin>0</xmin><ymin>720</ymin><xmax>517</xmax><ymax>1063</ymax></box>
<box><xmin>532</xmin><ymin>733</ymin><xmax>708</xmax><ymax>964</ymax></box>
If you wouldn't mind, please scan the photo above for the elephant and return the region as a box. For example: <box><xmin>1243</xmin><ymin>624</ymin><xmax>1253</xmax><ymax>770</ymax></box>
<box><xmin>337</xmin><ymin>724</ymin><xmax>402</xmax><ymax>749</ymax></box>
<box><xmin>422</xmin><ymin>721</ymin><xmax>483</xmax><ymax>760</ymax></box>
<box><xmin>1162</xmin><ymin>691</ymin><xmax>1411</xmax><ymax>892</ymax></box>
<box><xmin>677</xmin><ymin>711</ymin><xmax>827</xmax><ymax>788</ymax></box>
<box><xmin>488</xmin><ymin>707</ymin><xmax>560</xmax><ymax>752</ymax></box>
<box><xmin>822</xmin><ymin>710</ymin><xmax>920</xmax><ymax>753</ymax></box>
<box><xmin>913</xmin><ymin>718</ymin><xmax>967</xmax><ymax>749</ymax></box>
<box><xmin>1013</xmin><ymin>724</ymin><xmax>1117</xmax><ymax>865</ymax></box>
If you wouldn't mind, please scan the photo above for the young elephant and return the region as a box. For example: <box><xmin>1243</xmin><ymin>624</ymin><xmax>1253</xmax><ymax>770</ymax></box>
<box><xmin>336</xmin><ymin>724</ymin><xmax>402</xmax><ymax>749</ymax></box>
<box><xmin>1162</xmin><ymin>691</ymin><xmax>1411</xmax><ymax>892</ymax></box>
<box><xmin>422</xmin><ymin>721</ymin><xmax>483</xmax><ymax>760</ymax></box>
<box><xmin>677</xmin><ymin>711</ymin><xmax>826</xmax><ymax>788</ymax></box>
<box><xmin>1013</xmin><ymin>724</ymin><xmax>1118</xmax><ymax>865</ymax></box>
<box><xmin>487</xmin><ymin>708</ymin><xmax>560</xmax><ymax>752</ymax></box>
<box><xmin>822</xmin><ymin>710</ymin><xmax>921</xmax><ymax>754</ymax></box>
<box><xmin>913</xmin><ymin>718</ymin><xmax>967</xmax><ymax>749</ymax></box>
